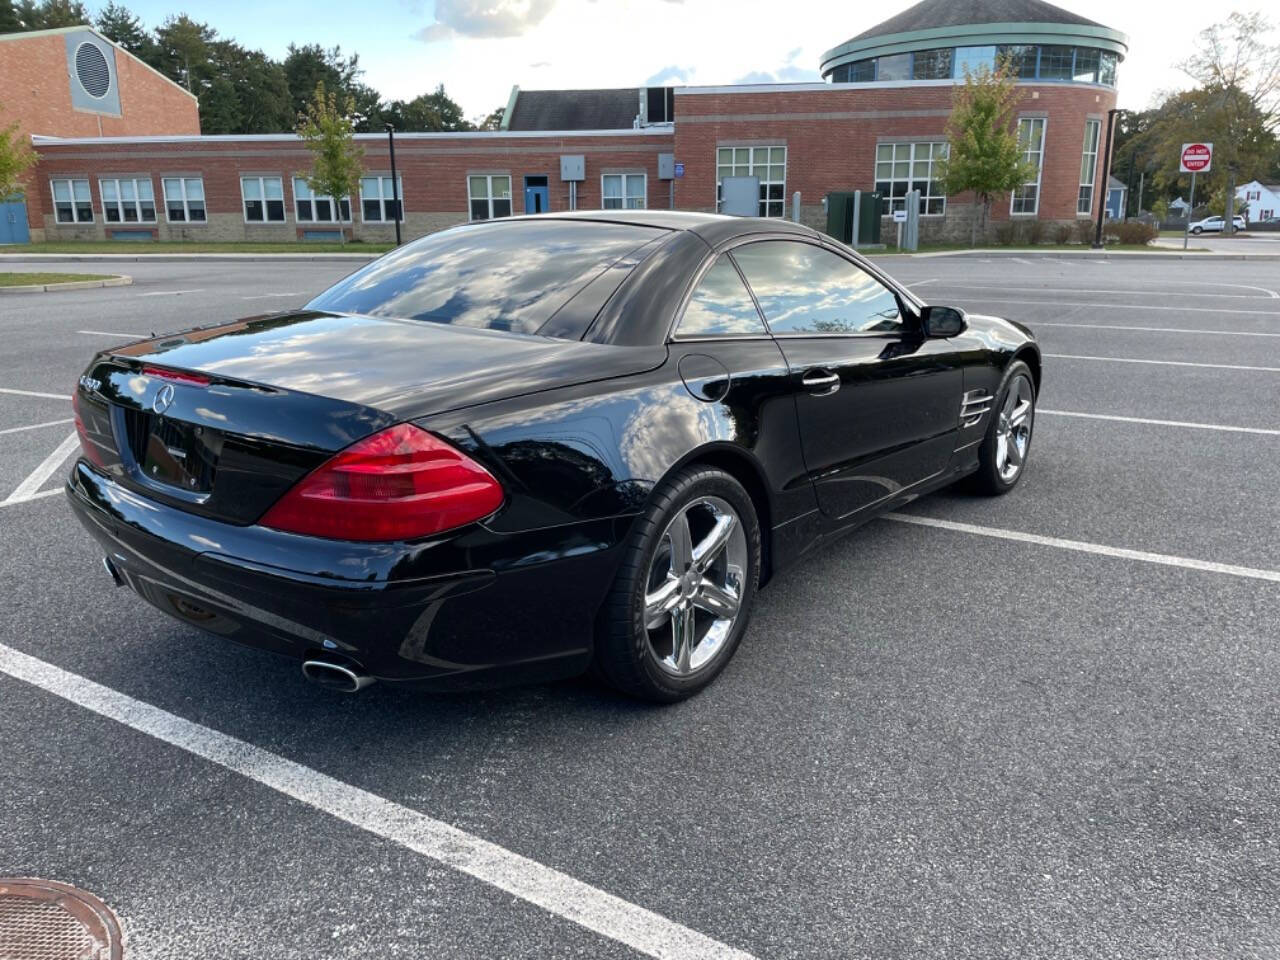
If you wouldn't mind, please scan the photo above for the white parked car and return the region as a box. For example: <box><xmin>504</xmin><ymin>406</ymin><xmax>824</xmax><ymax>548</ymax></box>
<box><xmin>1189</xmin><ymin>215</ymin><xmax>1247</xmax><ymax>234</ymax></box>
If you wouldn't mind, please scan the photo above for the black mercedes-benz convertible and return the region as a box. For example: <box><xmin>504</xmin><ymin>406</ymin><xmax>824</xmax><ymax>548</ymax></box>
<box><xmin>68</xmin><ymin>211</ymin><xmax>1039</xmax><ymax>701</ymax></box>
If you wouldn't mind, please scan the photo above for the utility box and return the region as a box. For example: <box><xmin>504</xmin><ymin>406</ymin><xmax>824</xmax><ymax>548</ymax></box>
<box><xmin>657</xmin><ymin>153</ymin><xmax>675</xmax><ymax>180</ymax></box>
<box><xmin>824</xmin><ymin>191</ymin><xmax>882</xmax><ymax>245</ymax></box>
<box><xmin>559</xmin><ymin>155</ymin><xmax>585</xmax><ymax>181</ymax></box>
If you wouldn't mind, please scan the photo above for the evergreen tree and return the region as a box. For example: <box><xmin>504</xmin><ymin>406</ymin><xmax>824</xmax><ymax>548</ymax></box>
<box><xmin>95</xmin><ymin>2</ymin><xmax>152</xmax><ymax>59</ymax></box>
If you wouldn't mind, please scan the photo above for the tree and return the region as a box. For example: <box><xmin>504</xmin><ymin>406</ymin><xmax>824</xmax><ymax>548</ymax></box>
<box><xmin>937</xmin><ymin>61</ymin><xmax>1037</xmax><ymax>246</ymax></box>
<box><xmin>95</xmin><ymin>3</ymin><xmax>153</xmax><ymax>60</ymax></box>
<box><xmin>476</xmin><ymin>105</ymin><xmax>505</xmax><ymax>131</ymax></box>
<box><xmin>0</xmin><ymin>103</ymin><xmax>38</xmax><ymax>200</ymax></box>
<box><xmin>382</xmin><ymin>85</ymin><xmax>472</xmax><ymax>132</ymax></box>
<box><xmin>199</xmin><ymin>40</ymin><xmax>293</xmax><ymax>134</ymax></box>
<box><xmin>0</xmin><ymin>1</ymin><xmax>21</xmax><ymax>32</ymax></box>
<box><xmin>152</xmin><ymin>14</ymin><xmax>215</xmax><ymax>93</ymax></box>
<box><xmin>1181</xmin><ymin>12</ymin><xmax>1280</xmax><ymax>233</ymax></box>
<box><xmin>297</xmin><ymin>82</ymin><xmax>363</xmax><ymax>245</ymax></box>
<box><xmin>17</xmin><ymin>0</ymin><xmax>87</xmax><ymax>28</ymax></box>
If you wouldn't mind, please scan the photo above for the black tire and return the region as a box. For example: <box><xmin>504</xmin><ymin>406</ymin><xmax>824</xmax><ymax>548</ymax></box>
<box><xmin>594</xmin><ymin>465</ymin><xmax>760</xmax><ymax>702</ymax></box>
<box><xmin>1191</xmin><ymin>226</ymin><xmax>1203</xmax><ymax>234</ymax></box>
<box><xmin>967</xmin><ymin>360</ymin><xmax>1036</xmax><ymax>496</ymax></box>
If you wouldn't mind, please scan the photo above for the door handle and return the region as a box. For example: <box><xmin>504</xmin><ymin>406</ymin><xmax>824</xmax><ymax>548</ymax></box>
<box><xmin>801</xmin><ymin>368</ymin><xmax>841</xmax><ymax>395</ymax></box>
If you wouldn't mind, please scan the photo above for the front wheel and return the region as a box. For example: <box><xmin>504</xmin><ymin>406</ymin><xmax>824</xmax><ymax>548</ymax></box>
<box><xmin>1191</xmin><ymin>226</ymin><xmax>1203</xmax><ymax>234</ymax></box>
<box><xmin>968</xmin><ymin>361</ymin><xmax>1036</xmax><ymax>496</ymax></box>
<box><xmin>594</xmin><ymin>465</ymin><xmax>760</xmax><ymax>702</ymax></box>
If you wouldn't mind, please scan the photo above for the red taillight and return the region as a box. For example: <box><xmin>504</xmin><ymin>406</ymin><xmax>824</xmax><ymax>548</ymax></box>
<box><xmin>72</xmin><ymin>391</ymin><xmax>108</xmax><ymax>467</ymax></box>
<box><xmin>143</xmin><ymin>365</ymin><xmax>210</xmax><ymax>386</ymax></box>
<box><xmin>259</xmin><ymin>423</ymin><xmax>504</xmax><ymax>542</ymax></box>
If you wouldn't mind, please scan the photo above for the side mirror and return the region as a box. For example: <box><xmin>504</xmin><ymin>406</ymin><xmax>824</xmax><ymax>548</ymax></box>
<box><xmin>921</xmin><ymin>305</ymin><xmax>967</xmax><ymax>338</ymax></box>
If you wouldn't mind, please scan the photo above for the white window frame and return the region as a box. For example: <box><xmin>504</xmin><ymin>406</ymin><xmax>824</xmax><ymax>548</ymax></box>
<box><xmin>51</xmin><ymin>178</ymin><xmax>93</xmax><ymax>224</ymax></box>
<box><xmin>162</xmin><ymin>177</ymin><xmax>207</xmax><ymax>224</ymax></box>
<box><xmin>293</xmin><ymin>178</ymin><xmax>351</xmax><ymax>224</ymax></box>
<box><xmin>716</xmin><ymin>145</ymin><xmax>787</xmax><ymax>218</ymax></box>
<box><xmin>98</xmin><ymin>177</ymin><xmax>155</xmax><ymax>224</ymax></box>
<box><xmin>1011</xmin><ymin>118</ymin><xmax>1047</xmax><ymax>216</ymax></box>
<box><xmin>467</xmin><ymin>174</ymin><xmax>513</xmax><ymax>221</ymax></box>
<box><xmin>1077</xmin><ymin>120</ymin><xmax>1101</xmax><ymax>216</ymax></box>
<box><xmin>240</xmin><ymin>175</ymin><xmax>286</xmax><ymax>224</ymax></box>
<box><xmin>359</xmin><ymin>175</ymin><xmax>404</xmax><ymax>223</ymax></box>
<box><xmin>601</xmin><ymin>173</ymin><xmax>646</xmax><ymax>210</ymax></box>
<box><xmin>874</xmin><ymin>141</ymin><xmax>950</xmax><ymax>216</ymax></box>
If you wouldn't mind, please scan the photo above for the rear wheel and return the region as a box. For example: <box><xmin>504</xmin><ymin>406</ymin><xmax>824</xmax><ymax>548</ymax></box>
<box><xmin>1192</xmin><ymin>226</ymin><xmax>1203</xmax><ymax>234</ymax></box>
<box><xmin>595</xmin><ymin>466</ymin><xmax>760</xmax><ymax>702</ymax></box>
<box><xmin>968</xmin><ymin>361</ymin><xmax>1035</xmax><ymax>496</ymax></box>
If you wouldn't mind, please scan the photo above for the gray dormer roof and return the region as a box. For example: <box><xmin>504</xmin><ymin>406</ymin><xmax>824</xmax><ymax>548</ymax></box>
<box><xmin>505</xmin><ymin>89</ymin><xmax>639</xmax><ymax>132</ymax></box>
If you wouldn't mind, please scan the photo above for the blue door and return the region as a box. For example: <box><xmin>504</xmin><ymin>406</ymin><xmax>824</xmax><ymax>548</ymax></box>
<box><xmin>523</xmin><ymin>176</ymin><xmax>550</xmax><ymax>214</ymax></box>
<box><xmin>0</xmin><ymin>199</ymin><xmax>30</xmax><ymax>244</ymax></box>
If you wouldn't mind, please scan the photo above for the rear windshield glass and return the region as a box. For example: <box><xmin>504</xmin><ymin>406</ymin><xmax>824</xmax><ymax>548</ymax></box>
<box><xmin>306</xmin><ymin>220</ymin><xmax>663</xmax><ymax>336</ymax></box>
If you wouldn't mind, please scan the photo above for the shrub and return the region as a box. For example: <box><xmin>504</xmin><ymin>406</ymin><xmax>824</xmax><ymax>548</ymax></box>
<box><xmin>1105</xmin><ymin>221</ymin><xmax>1158</xmax><ymax>246</ymax></box>
<box><xmin>1054</xmin><ymin>224</ymin><xmax>1073</xmax><ymax>244</ymax></box>
<box><xmin>1026</xmin><ymin>219</ymin><xmax>1047</xmax><ymax>245</ymax></box>
<box><xmin>1074</xmin><ymin>219</ymin><xmax>1096</xmax><ymax>244</ymax></box>
<box><xmin>994</xmin><ymin>223</ymin><xmax>1016</xmax><ymax>245</ymax></box>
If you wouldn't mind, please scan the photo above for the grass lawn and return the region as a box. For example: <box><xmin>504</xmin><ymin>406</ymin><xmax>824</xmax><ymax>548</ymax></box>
<box><xmin>0</xmin><ymin>241</ymin><xmax>394</xmax><ymax>255</ymax></box>
<box><xmin>0</xmin><ymin>272</ymin><xmax>116</xmax><ymax>286</ymax></box>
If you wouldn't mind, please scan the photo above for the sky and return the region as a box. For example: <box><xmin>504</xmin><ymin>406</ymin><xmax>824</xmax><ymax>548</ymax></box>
<box><xmin>116</xmin><ymin>0</ymin><xmax>1269</xmax><ymax>121</ymax></box>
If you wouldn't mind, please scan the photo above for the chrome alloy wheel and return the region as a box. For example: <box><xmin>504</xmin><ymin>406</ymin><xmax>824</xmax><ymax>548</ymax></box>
<box><xmin>643</xmin><ymin>495</ymin><xmax>748</xmax><ymax>676</ymax></box>
<box><xmin>995</xmin><ymin>374</ymin><xmax>1035</xmax><ymax>482</ymax></box>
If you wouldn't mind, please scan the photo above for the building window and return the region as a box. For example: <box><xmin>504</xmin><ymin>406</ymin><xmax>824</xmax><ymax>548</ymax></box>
<box><xmin>877</xmin><ymin>53</ymin><xmax>911</xmax><ymax>81</ymax></box>
<box><xmin>848</xmin><ymin>59</ymin><xmax>875</xmax><ymax>82</ymax></box>
<box><xmin>1099</xmin><ymin>52</ymin><xmax>1118</xmax><ymax>86</ymax></box>
<box><xmin>240</xmin><ymin>176</ymin><xmax>285</xmax><ymax>223</ymax></box>
<box><xmin>1072</xmin><ymin>48</ymin><xmax>1100</xmax><ymax>83</ymax></box>
<box><xmin>293</xmin><ymin>178</ymin><xmax>351</xmax><ymax>223</ymax></box>
<box><xmin>1078</xmin><ymin>119</ymin><xmax>1101</xmax><ymax>216</ymax></box>
<box><xmin>99</xmin><ymin>178</ymin><xmax>154</xmax><ymax>223</ymax></box>
<box><xmin>1038</xmin><ymin>45</ymin><xmax>1074</xmax><ymax>81</ymax></box>
<box><xmin>912</xmin><ymin>48</ymin><xmax>953</xmax><ymax>80</ymax></box>
<box><xmin>875</xmin><ymin>142</ymin><xmax>949</xmax><ymax>216</ymax></box>
<box><xmin>360</xmin><ymin>176</ymin><xmax>403</xmax><ymax>222</ymax></box>
<box><xmin>602</xmin><ymin>173</ymin><xmax>645</xmax><ymax>210</ymax></box>
<box><xmin>716</xmin><ymin>146</ymin><xmax>787</xmax><ymax>218</ymax></box>
<box><xmin>954</xmin><ymin>46</ymin><xmax>996</xmax><ymax>77</ymax></box>
<box><xmin>999</xmin><ymin>45</ymin><xmax>1039</xmax><ymax>79</ymax></box>
<box><xmin>1012</xmin><ymin>118</ymin><xmax>1047</xmax><ymax>215</ymax></box>
<box><xmin>162</xmin><ymin>177</ymin><xmax>206</xmax><ymax>222</ymax></box>
<box><xmin>51</xmin><ymin>179</ymin><xmax>93</xmax><ymax>223</ymax></box>
<box><xmin>468</xmin><ymin>175</ymin><xmax>512</xmax><ymax>220</ymax></box>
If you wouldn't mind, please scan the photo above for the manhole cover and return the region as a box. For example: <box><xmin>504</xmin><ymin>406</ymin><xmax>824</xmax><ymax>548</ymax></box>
<box><xmin>0</xmin><ymin>879</ymin><xmax>122</xmax><ymax>960</ymax></box>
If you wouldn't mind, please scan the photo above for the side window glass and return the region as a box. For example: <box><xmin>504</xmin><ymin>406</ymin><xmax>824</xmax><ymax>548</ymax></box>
<box><xmin>731</xmin><ymin>241</ymin><xmax>904</xmax><ymax>335</ymax></box>
<box><xmin>675</xmin><ymin>257</ymin><xmax>768</xmax><ymax>337</ymax></box>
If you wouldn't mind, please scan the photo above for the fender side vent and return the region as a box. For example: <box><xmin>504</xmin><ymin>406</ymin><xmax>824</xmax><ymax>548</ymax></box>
<box><xmin>961</xmin><ymin>389</ymin><xmax>992</xmax><ymax>427</ymax></box>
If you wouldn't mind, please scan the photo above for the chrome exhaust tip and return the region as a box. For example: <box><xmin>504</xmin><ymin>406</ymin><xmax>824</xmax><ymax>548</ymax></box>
<box><xmin>102</xmin><ymin>556</ymin><xmax>124</xmax><ymax>587</ymax></box>
<box><xmin>301</xmin><ymin>659</ymin><xmax>376</xmax><ymax>693</ymax></box>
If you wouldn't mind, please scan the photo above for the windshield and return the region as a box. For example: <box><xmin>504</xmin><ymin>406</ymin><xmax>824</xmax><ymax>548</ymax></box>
<box><xmin>307</xmin><ymin>219</ymin><xmax>665</xmax><ymax>337</ymax></box>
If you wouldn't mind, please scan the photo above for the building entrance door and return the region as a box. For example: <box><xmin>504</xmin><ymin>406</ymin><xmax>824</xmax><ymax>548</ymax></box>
<box><xmin>524</xmin><ymin>176</ymin><xmax>550</xmax><ymax>214</ymax></box>
<box><xmin>0</xmin><ymin>198</ymin><xmax>30</xmax><ymax>244</ymax></box>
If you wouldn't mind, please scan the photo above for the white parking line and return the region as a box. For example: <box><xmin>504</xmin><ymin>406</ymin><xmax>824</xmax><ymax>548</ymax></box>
<box><xmin>78</xmin><ymin>329</ymin><xmax>142</xmax><ymax>338</ymax></box>
<box><xmin>0</xmin><ymin>387</ymin><xmax>70</xmax><ymax>400</ymax></box>
<box><xmin>0</xmin><ymin>488</ymin><xmax>62</xmax><ymax>508</ymax></box>
<box><xmin>937</xmin><ymin>284</ymin><xmax>1274</xmax><ymax>300</ymax></box>
<box><xmin>0</xmin><ymin>418</ymin><xmax>73</xmax><ymax>436</ymax></box>
<box><xmin>3</xmin><ymin>433</ymin><xmax>79</xmax><ymax>505</ymax></box>
<box><xmin>1044</xmin><ymin>353</ymin><xmax>1280</xmax><ymax>373</ymax></box>
<box><xmin>0</xmin><ymin>642</ymin><xmax>755</xmax><ymax>960</ymax></box>
<box><xmin>884</xmin><ymin>514</ymin><xmax>1280</xmax><ymax>583</ymax></box>
<box><xmin>1030</xmin><ymin>321</ymin><xmax>1280</xmax><ymax>339</ymax></box>
<box><xmin>1038</xmin><ymin>409</ymin><xmax>1280</xmax><ymax>436</ymax></box>
<box><xmin>242</xmin><ymin>292</ymin><xmax>304</xmax><ymax>300</ymax></box>
<box><xmin>948</xmin><ymin>296</ymin><xmax>1280</xmax><ymax>318</ymax></box>
<box><xmin>137</xmin><ymin>289</ymin><xmax>204</xmax><ymax>297</ymax></box>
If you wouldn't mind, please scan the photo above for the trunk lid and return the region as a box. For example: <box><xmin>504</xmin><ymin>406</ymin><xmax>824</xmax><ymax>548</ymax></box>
<box><xmin>78</xmin><ymin>311</ymin><xmax>664</xmax><ymax>525</ymax></box>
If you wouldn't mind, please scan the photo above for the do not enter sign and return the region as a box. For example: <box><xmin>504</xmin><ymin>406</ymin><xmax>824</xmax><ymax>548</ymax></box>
<box><xmin>1180</xmin><ymin>143</ymin><xmax>1213</xmax><ymax>174</ymax></box>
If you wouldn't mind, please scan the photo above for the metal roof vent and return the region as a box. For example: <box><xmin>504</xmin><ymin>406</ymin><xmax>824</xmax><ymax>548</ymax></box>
<box><xmin>74</xmin><ymin>41</ymin><xmax>111</xmax><ymax>98</ymax></box>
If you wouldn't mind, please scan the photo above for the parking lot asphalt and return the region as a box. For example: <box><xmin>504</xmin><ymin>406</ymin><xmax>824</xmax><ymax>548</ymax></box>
<box><xmin>1</xmin><ymin>254</ymin><xmax>1277</xmax><ymax>959</ymax></box>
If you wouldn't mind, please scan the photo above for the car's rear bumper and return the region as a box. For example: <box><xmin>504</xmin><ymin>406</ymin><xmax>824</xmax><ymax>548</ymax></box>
<box><xmin>66</xmin><ymin>460</ymin><xmax>633</xmax><ymax>689</ymax></box>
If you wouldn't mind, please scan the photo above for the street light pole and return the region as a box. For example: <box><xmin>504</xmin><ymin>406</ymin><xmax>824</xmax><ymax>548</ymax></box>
<box><xmin>385</xmin><ymin>123</ymin><xmax>402</xmax><ymax>247</ymax></box>
<box><xmin>1092</xmin><ymin>107</ymin><xmax>1121</xmax><ymax>250</ymax></box>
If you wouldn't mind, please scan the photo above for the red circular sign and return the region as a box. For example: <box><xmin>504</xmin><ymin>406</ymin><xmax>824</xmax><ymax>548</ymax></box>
<box><xmin>1182</xmin><ymin>143</ymin><xmax>1212</xmax><ymax>172</ymax></box>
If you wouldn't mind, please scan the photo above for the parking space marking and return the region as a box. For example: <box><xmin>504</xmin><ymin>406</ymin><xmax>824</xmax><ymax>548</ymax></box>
<box><xmin>3</xmin><ymin>433</ymin><xmax>79</xmax><ymax>505</ymax></box>
<box><xmin>1044</xmin><ymin>353</ymin><xmax>1280</xmax><ymax>373</ymax></box>
<box><xmin>884</xmin><ymin>514</ymin><xmax>1280</xmax><ymax>583</ymax></box>
<box><xmin>0</xmin><ymin>418</ymin><xmax>74</xmax><ymax>436</ymax></box>
<box><xmin>0</xmin><ymin>387</ymin><xmax>70</xmax><ymax>400</ymax></box>
<box><xmin>1030</xmin><ymin>321</ymin><xmax>1280</xmax><ymax>339</ymax></box>
<box><xmin>0</xmin><ymin>642</ymin><xmax>755</xmax><ymax>960</ymax></box>
<box><xmin>137</xmin><ymin>289</ymin><xmax>205</xmax><ymax>297</ymax></box>
<box><xmin>947</xmin><ymin>296</ymin><xmax>1280</xmax><ymax>318</ymax></box>
<box><xmin>78</xmin><ymin>329</ymin><xmax>142</xmax><ymax>338</ymax></box>
<box><xmin>0</xmin><ymin>488</ymin><xmax>62</xmax><ymax>508</ymax></box>
<box><xmin>936</xmin><ymin>284</ymin><xmax>1275</xmax><ymax>300</ymax></box>
<box><xmin>1039</xmin><ymin>409</ymin><xmax>1280</xmax><ymax>436</ymax></box>
<box><xmin>242</xmin><ymin>292</ymin><xmax>305</xmax><ymax>300</ymax></box>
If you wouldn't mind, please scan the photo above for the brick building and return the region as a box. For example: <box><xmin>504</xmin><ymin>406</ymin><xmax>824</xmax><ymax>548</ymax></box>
<box><xmin>0</xmin><ymin>25</ymin><xmax>199</xmax><ymax>242</ymax></box>
<box><xmin>11</xmin><ymin>0</ymin><xmax>1127</xmax><ymax>246</ymax></box>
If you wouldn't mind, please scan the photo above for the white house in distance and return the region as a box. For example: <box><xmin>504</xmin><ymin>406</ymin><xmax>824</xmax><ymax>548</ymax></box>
<box><xmin>1236</xmin><ymin>181</ymin><xmax>1280</xmax><ymax>222</ymax></box>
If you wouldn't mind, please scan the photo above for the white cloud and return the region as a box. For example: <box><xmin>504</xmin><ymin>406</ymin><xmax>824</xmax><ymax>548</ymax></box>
<box><xmin>417</xmin><ymin>0</ymin><xmax>558</xmax><ymax>42</ymax></box>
